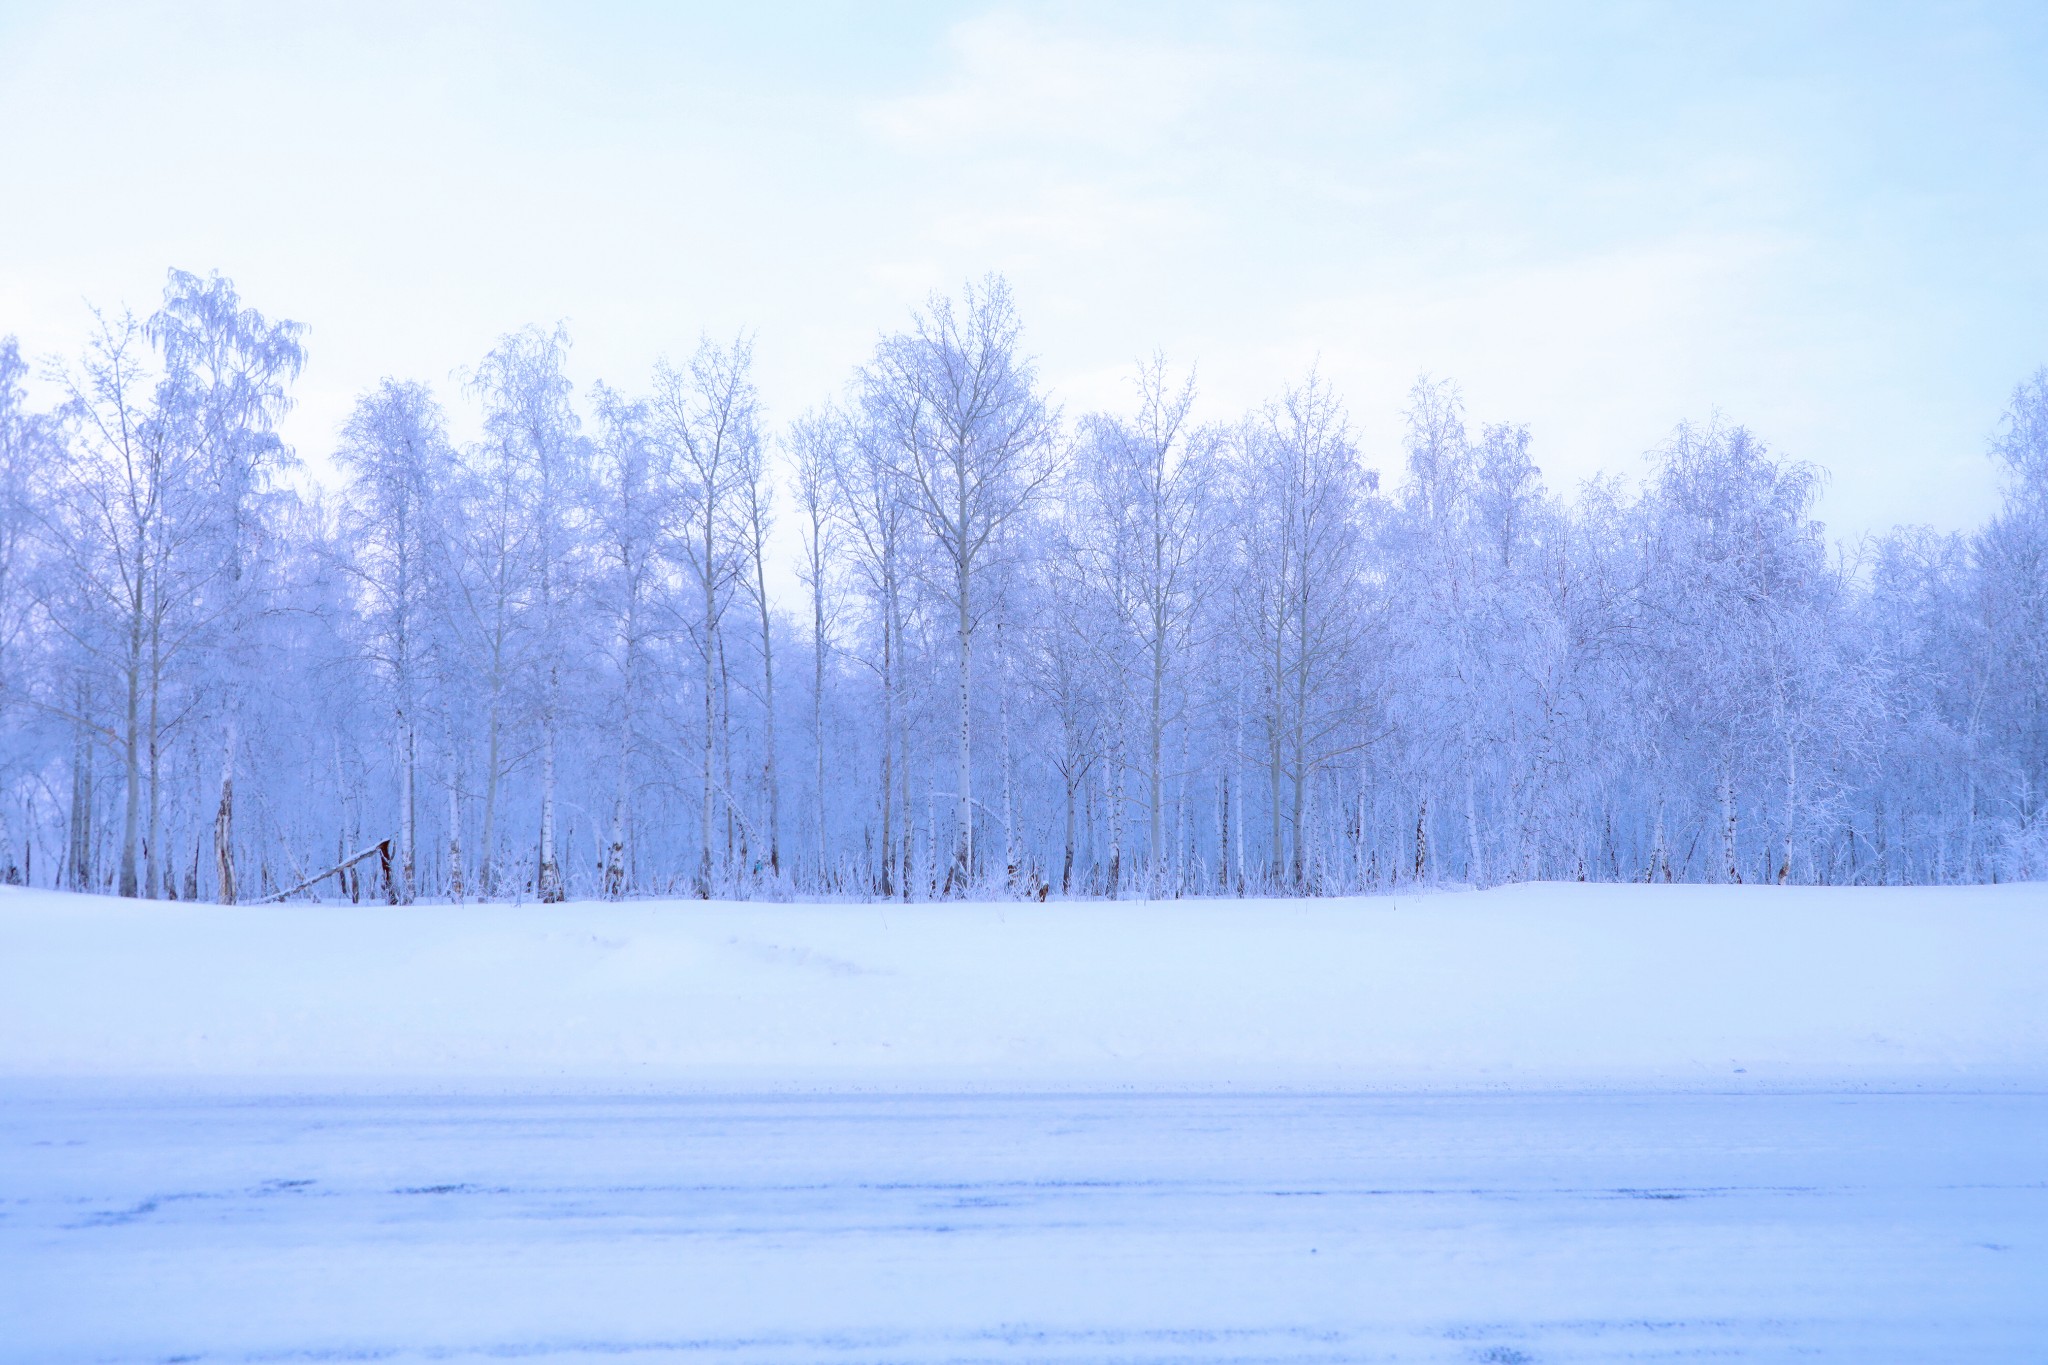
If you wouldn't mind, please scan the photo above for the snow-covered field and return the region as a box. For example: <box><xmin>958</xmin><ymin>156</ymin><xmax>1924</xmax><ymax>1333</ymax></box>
<box><xmin>4</xmin><ymin>881</ymin><xmax>2046</xmax><ymax>1090</ymax></box>
<box><xmin>3</xmin><ymin>882</ymin><xmax>2045</xmax><ymax>1362</ymax></box>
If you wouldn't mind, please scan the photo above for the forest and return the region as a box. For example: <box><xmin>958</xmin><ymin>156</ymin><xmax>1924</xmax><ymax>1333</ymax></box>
<box><xmin>1</xmin><ymin>268</ymin><xmax>2044</xmax><ymax>903</ymax></box>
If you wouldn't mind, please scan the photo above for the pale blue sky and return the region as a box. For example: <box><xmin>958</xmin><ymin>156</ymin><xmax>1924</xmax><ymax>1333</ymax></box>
<box><xmin>3</xmin><ymin>1</ymin><xmax>2044</xmax><ymax>538</ymax></box>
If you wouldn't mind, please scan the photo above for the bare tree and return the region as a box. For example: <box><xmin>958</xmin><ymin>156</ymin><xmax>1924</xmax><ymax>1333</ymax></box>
<box><xmin>862</xmin><ymin>276</ymin><xmax>1056</xmax><ymax>893</ymax></box>
<box><xmin>789</xmin><ymin>409</ymin><xmax>843</xmax><ymax>884</ymax></box>
<box><xmin>826</xmin><ymin>413</ymin><xmax>912</xmax><ymax>897</ymax></box>
<box><xmin>1071</xmin><ymin>356</ymin><xmax>1212</xmax><ymax>893</ymax></box>
<box><xmin>472</xmin><ymin>324</ymin><xmax>583</xmax><ymax>903</ymax></box>
<box><xmin>588</xmin><ymin>385</ymin><xmax>665</xmax><ymax>899</ymax></box>
<box><xmin>655</xmin><ymin>336</ymin><xmax>757</xmax><ymax>897</ymax></box>
<box><xmin>1228</xmin><ymin>372</ymin><xmax>1375</xmax><ymax>889</ymax></box>
<box><xmin>334</xmin><ymin>380</ymin><xmax>454</xmax><ymax>903</ymax></box>
<box><xmin>151</xmin><ymin>270</ymin><xmax>306</xmax><ymax>902</ymax></box>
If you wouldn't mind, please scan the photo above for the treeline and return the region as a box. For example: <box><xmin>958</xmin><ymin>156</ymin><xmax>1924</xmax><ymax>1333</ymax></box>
<box><xmin>1</xmin><ymin>269</ymin><xmax>2044</xmax><ymax>903</ymax></box>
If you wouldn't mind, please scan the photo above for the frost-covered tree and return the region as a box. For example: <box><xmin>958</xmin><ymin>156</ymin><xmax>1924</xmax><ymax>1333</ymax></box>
<box><xmin>6</xmin><ymin>266</ymin><xmax>2048</xmax><ymax>899</ymax></box>
<box><xmin>471</xmin><ymin>325</ymin><xmax>584</xmax><ymax>903</ymax></box>
<box><xmin>1976</xmin><ymin>370</ymin><xmax>2048</xmax><ymax>873</ymax></box>
<box><xmin>1225</xmin><ymin>373</ymin><xmax>1376</xmax><ymax>890</ymax></box>
<box><xmin>861</xmin><ymin>277</ymin><xmax>1056</xmax><ymax>892</ymax></box>
<box><xmin>586</xmin><ymin>384</ymin><xmax>666</xmax><ymax>899</ymax></box>
<box><xmin>826</xmin><ymin>409</ymin><xmax>915</xmax><ymax>897</ymax></box>
<box><xmin>788</xmin><ymin>408</ymin><xmax>843</xmax><ymax>884</ymax></box>
<box><xmin>655</xmin><ymin>337</ymin><xmax>758</xmax><ymax>896</ymax></box>
<box><xmin>334</xmin><ymin>380</ymin><xmax>454</xmax><ymax>903</ymax></box>
<box><xmin>1068</xmin><ymin>357</ymin><xmax>1213</xmax><ymax>893</ymax></box>
<box><xmin>148</xmin><ymin>271</ymin><xmax>305</xmax><ymax>902</ymax></box>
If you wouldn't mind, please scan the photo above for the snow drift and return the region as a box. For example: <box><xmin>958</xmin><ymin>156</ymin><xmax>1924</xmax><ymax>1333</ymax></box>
<box><xmin>2</xmin><ymin>881</ymin><xmax>2043</xmax><ymax>1091</ymax></box>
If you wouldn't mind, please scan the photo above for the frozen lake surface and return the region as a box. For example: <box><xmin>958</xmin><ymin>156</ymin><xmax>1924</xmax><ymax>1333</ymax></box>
<box><xmin>4</xmin><ymin>1086</ymin><xmax>2043</xmax><ymax>1363</ymax></box>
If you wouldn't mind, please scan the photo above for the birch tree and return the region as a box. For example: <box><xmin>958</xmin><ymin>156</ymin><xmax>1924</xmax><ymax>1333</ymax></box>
<box><xmin>149</xmin><ymin>270</ymin><xmax>306</xmax><ymax>902</ymax></box>
<box><xmin>588</xmin><ymin>384</ymin><xmax>665</xmax><ymax>899</ymax></box>
<box><xmin>789</xmin><ymin>409</ymin><xmax>842</xmax><ymax>883</ymax></box>
<box><xmin>655</xmin><ymin>337</ymin><xmax>757</xmax><ymax>897</ymax></box>
<box><xmin>1071</xmin><ymin>357</ymin><xmax>1212</xmax><ymax>893</ymax></box>
<box><xmin>1227</xmin><ymin>373</ymin><xmax>1375</xmax><ymax>889</ymax></box>
<box><xmin>827</xmin><ymin>412</ymin><xmax>913</xmax><ymax>897</ymax></box>
<box><xmin>472</xmin><ymin>325</ymin><xmax>583</xmax><ymax>902</ymax></box>
<box><xmin>862</xmin><ymin>276</ymin><xmax>1055</xmax><ymax>893</ymax></box>
<box><xmin>334</xmin><ymin>380</ymin><xmax>454</xmax><ymax>903</ymax></box>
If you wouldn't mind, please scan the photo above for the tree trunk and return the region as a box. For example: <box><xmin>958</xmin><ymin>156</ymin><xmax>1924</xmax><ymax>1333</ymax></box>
<box><xmin>145</xmin><ymin>617</ymin><xmax>162</xmax><ymax>899</ymax></box>
<box><xmin>755</xmin><ymin>538</ymin><xmax>781</xmax><ymax>881</ymax></box>
<box><xmin>183</xmin><ymin>828</ymin><xmax>200</xmax><ymax>902</ymax></box>
<box><xmin>67</xmin><ymin>695</ymin><xmax>93</xmax><ymax>892</ymax></box>
<box><xmin>1266</xmin><ymin>722</ymin><xmax>1284</xmax><ymax>888</ymax></box>
<box><xmin>1216</xmin><ymin>771</ymin><xmax>1231</xmax><ymax>893</ymax></box>
<box><xmin>118</xmin><ymin>628</ymin><xmax>141</xmax><ymax>899</ymax></box>
<box><xmin>954</xmin><ymin>553</ymin><xmax>974</xmax><ymax>894</ymax></box>
<box><xmin>399</xmin><ymin>711</ymin><xmax>417</xmax><ymax>904</ymax></box>
<box><xmin>536</xmin><ymin>662</ymin><xmax>563</xmax><ymax>903</ymax></box>
<box><xmin>1778</xmin><ymin>740</ymin><xmax>1797</xmax><ymax>885</ymax></box>
<box><xmin>812</xmin><ymin>566</ymin><xmax>827</xmax><ymax>885</ymax></box>
<box><xmin>879</xmin><ymin>604</ymin><xmax>895</xmax><ymax>899</ymax></box>
<box><xmin>897</xmin><ymin>593</ymin><xmax>913</xmax><ymax>902</ymax></box>
<box><xmin>607</xmin><ymin>659</ymin><xmax>630</xmax><ymax>900</ymax></box>
<box><xmin>1062</xmin><ymin>767</ymin><xmax>1078</xmax><ymax>896</ymax></box>
<box><xmin>699</xmin><ymin>599</ymin><xmax>717</xmax><ymax>900</ymax></box>
<box><xmin>1106</xmin><ymin>725</ymin><xmax>1125</xmax><ymax>900</ymax></box>
<box><xmin>213</xmin><ymin>723</ymin><xmax>237</xmax><ymax>905</ymax></box>
<box><xmin>1148</xmin><ymin>629</ymin><xmax>1165</xmax><ymax>894</ymax></box>
<box><xmin>998</xmin><ymin>619</ymin><xmax>1017</xmax><ymax>893</ymax></box>
<box><xmin>1174</xmin><ymin>726</ymin><xmax>1189</xmax><ymax>895</ymax></box>
<box><xmin>480</xmin><ymin>706</ymin><xmax>501</xmax><ymax>899</ymax></box>
<box><xmin>1720</xmin><ymin>758</ymin><xmax>1741</xmax><ymax>884</ymax></box>
<box><xmin>720</xmin><ymin>634</ymin><xmax>743</xmax><ymax>879</ymax></box>
<box><xmin>447</xmin><ymin>778</ymin><xmax>465</xmax><ymax>902</ymax></box>
<box><xmin>1414</xmin><ymin>798</ymin><xmax>1429</xmax><ymax>883</ymax></box>
<box><xmin>1290</xmin><ymin>737</ymin><xmax>1308</xmax><ymax>891</ymax></box>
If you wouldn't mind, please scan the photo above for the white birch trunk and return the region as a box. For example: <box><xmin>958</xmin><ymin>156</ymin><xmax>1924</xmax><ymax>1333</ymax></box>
<box><xmin>1720</xmin><ymin>758</ymin><xmax>1741</xmax><ymax>884</ymax></box>
<box><xmin>213</xmin><ymin>721</ymin><xmax>237</xmax><ymax>905</ymax></box>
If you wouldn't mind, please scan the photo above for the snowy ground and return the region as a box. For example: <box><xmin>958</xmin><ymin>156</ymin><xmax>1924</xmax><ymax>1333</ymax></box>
<box><xmin>4</xmin><ymin>881</ymin><xmax>2046</xmax><ymax>1090</ymax></box>
<box><xmin>2</xmin><ymin>883</ymin><xmax>2045</xmax><ymax>1361</ymax></box>
<box><xmin>6</xmin><ymin>1087</ymin><xmax>2045</xmax><ymax>1362</ymax></box>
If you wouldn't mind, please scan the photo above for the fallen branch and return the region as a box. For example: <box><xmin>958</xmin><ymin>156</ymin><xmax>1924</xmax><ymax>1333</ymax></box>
<box><xmin>259</xmin><ymin>838</ymin><xmax>392</xmax><ymax>904</ymax></box>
